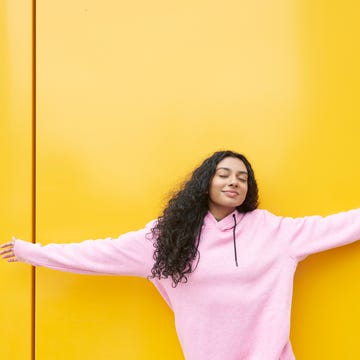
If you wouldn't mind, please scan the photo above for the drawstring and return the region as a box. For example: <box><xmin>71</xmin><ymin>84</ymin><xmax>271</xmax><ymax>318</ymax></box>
<box><xmin>232</xmin><ymin>214</ymin><xmax>238</xmax><ymax>267</ymax></box>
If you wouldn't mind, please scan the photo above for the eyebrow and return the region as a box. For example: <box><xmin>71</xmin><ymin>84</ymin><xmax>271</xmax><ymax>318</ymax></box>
<box><xmin>216</xmin><ymin>167</ymin><xmax>248</xmax><ymax>175</ymax></box>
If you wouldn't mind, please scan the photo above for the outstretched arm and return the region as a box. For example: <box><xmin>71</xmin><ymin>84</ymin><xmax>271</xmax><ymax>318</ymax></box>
<box><xmin>0</xmin><ymin>221</ymin><xmax>157</xmax><ymax>278</ymax></box>
<box><xmin>266</xmin><ymin>208</ymin><xmax>360</xmax><ymax>261</ymax></box>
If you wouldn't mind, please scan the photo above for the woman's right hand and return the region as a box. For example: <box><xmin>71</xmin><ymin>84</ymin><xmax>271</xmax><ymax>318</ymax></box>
<box><xmin>0</xmin><ymin>238</ymin><xmax>18</xmax><ymax>262</ymax></box>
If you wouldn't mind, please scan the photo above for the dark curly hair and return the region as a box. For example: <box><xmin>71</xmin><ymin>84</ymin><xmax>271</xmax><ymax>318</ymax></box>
<box><xmin>150</xmin><ymin>150</ymin><xmax>259</xmax><ymax>287</ymax></box>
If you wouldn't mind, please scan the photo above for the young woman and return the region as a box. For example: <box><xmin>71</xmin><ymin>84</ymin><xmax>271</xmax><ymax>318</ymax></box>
<box><xmin>2</xmin><ymin>150</ymin><xmax>360</xmax><ymax>360</ymax></box>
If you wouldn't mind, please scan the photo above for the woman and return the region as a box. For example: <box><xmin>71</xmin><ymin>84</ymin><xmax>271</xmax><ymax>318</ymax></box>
<box><xmin>2</xmin><ymin>150</ymin><xmax>360</xmax><ymax>360</ymax></box>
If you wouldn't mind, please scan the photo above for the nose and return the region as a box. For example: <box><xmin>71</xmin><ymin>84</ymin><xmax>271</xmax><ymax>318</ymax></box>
<box><xmin>228</xmin><ymin>176</ymin><xmax>239</xmax><ymax>187</ymax></box>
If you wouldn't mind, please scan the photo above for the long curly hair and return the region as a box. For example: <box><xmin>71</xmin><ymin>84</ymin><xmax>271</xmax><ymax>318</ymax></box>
<box><xmin>150</xmin><ymin>150</ymin><xmax>259</xmax><ymax>286</ymax></box>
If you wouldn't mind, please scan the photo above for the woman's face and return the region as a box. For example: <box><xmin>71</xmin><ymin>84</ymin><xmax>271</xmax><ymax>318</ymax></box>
<box><xmin>208</xmin><ymin>157</ymin><xmax>248</xmax><ymax>220</ymax></box>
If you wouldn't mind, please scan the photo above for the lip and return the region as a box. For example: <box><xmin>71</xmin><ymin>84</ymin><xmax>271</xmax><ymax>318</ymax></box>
<box><xmin>222</xmin><ymin>190</ymin><xmax>239</xmax><ymax>197</ymax></box>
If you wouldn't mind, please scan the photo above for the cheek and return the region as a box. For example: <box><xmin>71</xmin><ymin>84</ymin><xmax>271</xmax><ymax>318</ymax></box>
<box><xmin>208</xmin><ymin>179</ymin><xmax>220</xmax><ymax>200</ymax></box>
<box><xmin>242</xmin><ymin>184</ymin><xmax>249</xmax><ymax>197</ymax></box>
<box><xmin>208</xmin><ymin>184</ymin><xmax>216</xmax><ymax>199</ymax></box>
<box><xmin>208</xmin><ymin>177</ymin><xmax>218</xmax><ymax>191</ymax></box>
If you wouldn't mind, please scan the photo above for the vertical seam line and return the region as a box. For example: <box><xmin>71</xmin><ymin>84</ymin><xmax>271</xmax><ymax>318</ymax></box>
<box><xmin>31</xmin><ymin>0</ymin><xmax>36</xmax><ymax>359</ymax></box>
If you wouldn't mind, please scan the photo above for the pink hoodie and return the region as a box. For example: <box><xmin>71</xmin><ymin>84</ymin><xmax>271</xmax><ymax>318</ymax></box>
<box><xmin>14</xmin><ymin>208</ymin><xmax>360</xmax><ymax>360</ymax></box>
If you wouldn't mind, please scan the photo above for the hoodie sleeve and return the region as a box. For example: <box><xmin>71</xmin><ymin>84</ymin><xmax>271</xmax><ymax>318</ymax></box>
<box><xmin>264</xmin><ymin>208</ymin><xmax>360</xmax><ymax>262</ymax></box>
<box><xmin>13</xmin><ymin>220</ymin><xmax>157</xmax><ymax>278</ymax></box>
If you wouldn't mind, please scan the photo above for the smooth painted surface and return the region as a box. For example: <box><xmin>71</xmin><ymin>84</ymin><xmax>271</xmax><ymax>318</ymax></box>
<box><xmin>35</xmin><ymin>1</ymin><xmax>360</xmax><ymax>359</ymax></box>
<box><xmin>0</xmin><ymin>1</ymin><xmax>32</xmax><ymax>359</ymax></box>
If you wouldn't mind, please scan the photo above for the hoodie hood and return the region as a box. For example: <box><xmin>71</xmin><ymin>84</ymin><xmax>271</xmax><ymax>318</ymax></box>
<box><xmin>203</xmin><ymin>209</ymin><xmax>245</xmax><ymax>231</ymax></box>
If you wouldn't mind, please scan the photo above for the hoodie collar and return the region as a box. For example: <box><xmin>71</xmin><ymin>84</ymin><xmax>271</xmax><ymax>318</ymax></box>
<box><xmin>203</xmin><ymin>209</ymin><xmax>245</xmax><ymax>231</ymax></box>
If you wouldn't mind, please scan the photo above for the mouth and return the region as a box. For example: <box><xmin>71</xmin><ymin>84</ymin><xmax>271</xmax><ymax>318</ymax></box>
<box><xmin>222</xmin><ymin>190</ymin><xmax>239</xmax><ymax>197</ymax></box>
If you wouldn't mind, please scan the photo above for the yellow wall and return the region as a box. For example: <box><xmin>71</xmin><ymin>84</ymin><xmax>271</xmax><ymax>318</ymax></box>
<box><xmin>2</xmin><ymin>0</ymin><xmax>360</xmax><ymax>359</ymax></box>
<box><xmin>0</xmin><ymin>1</ymin><xmax>32</xmax><ymax>359</ymax></box>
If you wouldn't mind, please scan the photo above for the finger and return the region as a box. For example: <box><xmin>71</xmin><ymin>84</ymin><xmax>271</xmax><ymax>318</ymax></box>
<box><xmin>0</xmin><ymin>248</ymin><xmax>14</xmax><ymax>255</ymax></box>
<box><xmin>0</xmin><ymin>242</ymin><xmax>14</xmax><ymax>249</ymax></box>
<box><xmin>8</xmin><ymin>258</ymin><xmax>18</xmax><ymax>262</ymax></box>
<box><xmin>1</xmin><ymin>253</ymin><xmax>15</xmax><ymax>259</ymax></box>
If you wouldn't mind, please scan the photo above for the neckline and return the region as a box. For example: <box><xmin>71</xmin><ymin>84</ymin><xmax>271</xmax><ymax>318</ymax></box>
<box><xmin>203</xmin><ymin>210</ymin><xmax>245</xmax><ymax>230</ymax></box>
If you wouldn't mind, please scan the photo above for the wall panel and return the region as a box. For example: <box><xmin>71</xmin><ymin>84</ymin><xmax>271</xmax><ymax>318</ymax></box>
<box><xmin>0</xmin><ymin>1</ymin><xmax>32</xmax><ymax>359</ymax></box>
<box><xmin>36</xmin><ymin>1</ymin><xmax>360</xmax><ymax>359</ymax></box>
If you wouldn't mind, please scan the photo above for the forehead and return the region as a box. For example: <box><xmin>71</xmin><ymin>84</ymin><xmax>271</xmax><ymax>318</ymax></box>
<box><xmin>216</xmin><ymin>157</ymin><xmax>247</xmax><ymax>172</ymax></box>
